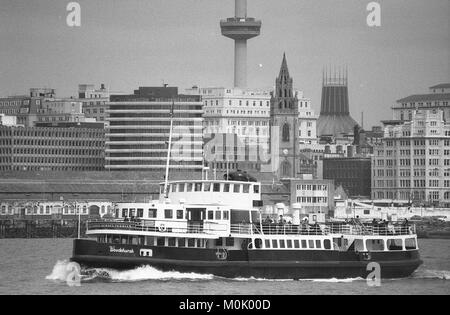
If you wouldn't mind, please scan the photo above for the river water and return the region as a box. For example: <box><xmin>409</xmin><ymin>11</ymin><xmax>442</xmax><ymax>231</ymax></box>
<box><xmin>0</xmin><ymin>238</ymin><xmax>448</xmax><ymax>295</ymax></box>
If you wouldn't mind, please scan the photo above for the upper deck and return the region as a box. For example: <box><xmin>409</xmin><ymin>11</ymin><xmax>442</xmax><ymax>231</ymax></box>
<box><xmin>161</xmin><ymin>180</ymin><xmax>262</xmax><ymax>209</ymax></box>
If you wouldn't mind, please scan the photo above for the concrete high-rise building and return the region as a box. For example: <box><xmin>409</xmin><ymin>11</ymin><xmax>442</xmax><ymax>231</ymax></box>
<box><xmin>372</xmin><ymin>109</ymin><xmax>450</xmax><ymax>207</ymax></box>
<box><xmin>0</xmin><ymin>124</ymin><xmax>105</xmax><ymax>171</ymax></box>
<box><xmin>105</xmin><ymin>86</ymin><xmax>204</xmax><ymax>173</ymax></box>
<box><xmin>393</xmin><ymin>83</ymin><xmax>450</xmax><ymax>122</ymax></box>
<box><xmin>220</xmin><ymin>0</ymin><xmax>261</xmax><ymax>88</ymax></box>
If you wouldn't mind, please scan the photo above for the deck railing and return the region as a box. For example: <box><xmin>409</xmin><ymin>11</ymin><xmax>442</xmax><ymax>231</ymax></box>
<box><xmin>86</xmin><ymin>219</ymin><xmax>228</xmax><ymax>235</ymax></box>
<box><xmin>86</xmin><ymin>219</ymin><xmax>416</xmax><ymax>237</ymax></box>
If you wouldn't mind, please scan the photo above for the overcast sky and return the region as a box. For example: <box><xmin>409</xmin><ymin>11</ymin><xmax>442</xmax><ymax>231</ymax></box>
<box><xmin>0</xmin><ymin>0</ymin><xmax>449</xmax><ymax>128</ymax></box>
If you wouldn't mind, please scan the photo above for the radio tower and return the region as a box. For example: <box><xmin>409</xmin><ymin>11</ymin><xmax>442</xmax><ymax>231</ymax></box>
<box><xmin>220</xmin><ymin>0</ymin><xmax>261</xmax><ymax>89</ymax></box>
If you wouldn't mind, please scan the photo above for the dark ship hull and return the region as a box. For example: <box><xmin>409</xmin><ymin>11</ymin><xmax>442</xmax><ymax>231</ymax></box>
<box><xmin>71</xmin><ymin>239</ymin><xmax>422</xmax><ymax>280</ymax></box>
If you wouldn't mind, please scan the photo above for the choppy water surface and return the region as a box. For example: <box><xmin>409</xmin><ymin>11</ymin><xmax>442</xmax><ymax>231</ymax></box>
<box><xmin>0</xmin><ymin>238</ymin><xmax>448</xmax><ymax>295</ymax></box>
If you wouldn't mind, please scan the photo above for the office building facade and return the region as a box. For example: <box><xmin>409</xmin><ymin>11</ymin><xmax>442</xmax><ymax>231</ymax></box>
<box><xmin>372</xmin><ymin>110</ymin><xmax>450</xmax><ymax>207</ymax></box>
<box><xmin>106</xmin><ymin>87</ymin><xmax>204</xmax><ymax>172</ymax></box>
<box><xmin>0</xmin><ymin>125</ymin><xmax>105</xmax><ymax>171</ymax></box>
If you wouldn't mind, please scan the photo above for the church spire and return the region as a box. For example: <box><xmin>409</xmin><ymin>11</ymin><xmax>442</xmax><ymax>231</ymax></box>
<box><xmin>278</xmin><ymin>52</ymin><xmax>290</xmax><ymax>79</ymax></box>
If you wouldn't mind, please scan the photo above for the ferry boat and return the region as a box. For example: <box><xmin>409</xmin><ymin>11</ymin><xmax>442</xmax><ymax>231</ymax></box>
<box><xmin>71</xmin><ymin>177</ymin><xmax>422</xmax><ymax>279</ymax></box>
<box><xmin>71</xmin><ymin>102</ymin><xmax>422</xmax><ymax>279</ymax></box>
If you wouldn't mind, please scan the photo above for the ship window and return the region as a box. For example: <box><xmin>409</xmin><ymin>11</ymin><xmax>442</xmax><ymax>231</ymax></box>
<box><xmin>213</xmin><ymin>183</ymin><xmax>221</xmax><ymax>192</ymax></box>
<box><xmin>164</xmin><ymin>209</ymin><xmax>173</xmax><ymax>219</ymax></box>
<box><xmin>157</xmin><ymin>237</ymin><xmax>165</xmax><ymax>246</ymax></box>
<box><xmin>308</xmin><ymin>240</ymin><xmax>315</xmax><ymax>248</ymax></box>
<box><xmin>188</xmin><ymin>238</ymin><xmax>195</xmax><ymax>247</ymax></box>
<box><xmin>301</xmin><ymin>240</ymin><xmax>307</xmax><ymax>248</ymax></box>
<box><xmin>324</xmin><ymin>239</ymin><xmax>331</xmax><ymax>250</ymax></box>
<box><xmin>233</xmin><ymin>184</ymin><xmax>241</xmax><ymax>193</ymax></box>
<box><xmin>208</xmin><ymin>211</ymin><xmax>214</xmax><ymax>220</ymax></box>
<box><xmin>405</xmin><ymin>238</ymin><xmax>417</xmax><ymax>250</ymax></box>
<box><xmin>171</xmin><ymin>184</ymin><xmax>177</xmax><ymax>193</ymax></box>
<box><xmin>178</xmin><ymin>238</ymin><xmax>186</xmax><ymax>247</ymax></box>
<box><xmin>265</xmin><ymin>239</ymin><xmax>271</xmax><ymax>248</ymax></box>
<box><xmin>286</xmin><ymin>240</ymin><xmax>293</xmax><ymax>248</ymax></box>
<box><xmin>253</xmin><ymin>185</ymin><xmax>260</xmax><ymax>194</ymax></box>
<box><xmin>146</xmin><ymin>237</ymin><xmax>155</xmax><ymax>246</ymax></box>
<box><xmin>294</xmin><ymin>240</ymin><xmax>300</xmax><ymax>248</ymax></box>
<box><xmin>279</xmin><ymin>240</ymin><xmax>286</xmax><ymax>248</ymax></box>
<box><xmin>225</xmin><ymin>238</ymin><xmax>234</xmax><ymax>247</ymax></box>
<box><xmin>215</xmin><ymin>211</ymin><xmax>221</xmax><ymax>220</ymax></box>
<box><xmin>113</xmin><ymin>235</ymin><xmax>120</xmax><ymax>244</ymax></box>
<box><xmin>137</xmin><ymin>208</ymin><xmax>144</xmax><ymax>218</ymax></box>
<box><xmin>121</xmin><ymin>236</ymin><xmax>128</xmax><ymax>244</ymax></box>
<box><xmin>194</xmin><ymin>183</ymin><xmax>202</xmax><ymax>192</ymax></box>
<box><xmin>122</xmin><ymin>208</ymin><xmax>128</xmax><ymax>218</ymax></box>
<box><xmin>387</xmin><ymin>239</ymin><xmax>403</xmax><ymax>251</ymax></box>
<box><xmin>272</xmin><ymin>240</ymin><xmax>278</xmax><ymax>248</ymax></box>
<box><xmin>216</xmin><ymin>238</ymin><xmax>223</xmax><ymax>246</ymax></box>
<box><xmin>148</xmin><ymin>209</ymin><xmax>157</xmax><ymax>218</ymax></box>
<box><xmin>178</xmin><ymin>183</ymin><xmax>185</xmax><ymax>192</ymax></box>
<box><xmin>224</xmin><ymin>184</ymin><xmax>230</xmax><ymax>192</ymax></box>
<box><xmin>176</xmin><ymin>210</ymin><xmax>183</xmax><ymax>219</ymax></box>
<box><xmin>223</xmin><ymin>211</ymin><xmax>229</xmax><ymax>220</ymax></box>
<box><xmin>129</xmin><ymin>208</ymin><xmax>136</xmax><ymax>217</ymax></box>
<box><xmin>315</xmin><ymin>240</ymin><xmax>321</xmax><ymax>249</ymax></box>
<box><xmin>254</xmin><ymin>239</ymin><xmax>262</xmax><ymax>249</ymax></box>
<box><xmin>168</xmin><ymin>238</ymin><xmax>176</xmax><ymax>247</ymax></box>
<box><xmin>366</xmin><ymin>239</ymin><xmax>384</xmax><ymax>251</ymax></box>
<box><xmin>243</xmin><ymin>184</ymin><xmax>250</xmax><ymax>193</ymax></box>
<box><xmin>187</xmin><ymin>183</ymin><xmax>193</xmax><ymax>192</ymax></box>
<box><xmin>204</xmin><ymin>183</ymin><xmax>211</xmax><ymax>191</ymax></box>
<box><xmin>196</xmin><ymin>239</ymin><xmax>202</xmax><ymax>248</ymax></box>
<box><xmin>131</xmin><ymin>237</ymin><xmax>139</xmax><ymax>245</ymax></box>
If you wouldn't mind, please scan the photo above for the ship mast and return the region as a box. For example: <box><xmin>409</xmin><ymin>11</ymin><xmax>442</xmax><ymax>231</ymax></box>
<box><xmin>163</xmin><ymin>100</ymin><xmax>175</xmax><ymax>198</ymax></box>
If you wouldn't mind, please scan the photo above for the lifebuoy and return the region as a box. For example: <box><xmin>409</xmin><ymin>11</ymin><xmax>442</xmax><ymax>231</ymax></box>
<box><xmin>159</xmin><ymin>225</ymin><xmax>166</xmax><ymax>232</ymax></box>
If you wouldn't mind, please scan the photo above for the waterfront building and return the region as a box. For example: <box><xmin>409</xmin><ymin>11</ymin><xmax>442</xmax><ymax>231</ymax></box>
<box><xmin>106</xmin><ymin>86</ymin><xmax>204</xmax><ymax>173</ymax></box>
<box><xmin>297</xmin><ymin>94</ymin><xmax>318</xmax><ymax>145</ymax></box>
<box><xmin>201</xmin><ymin>87</ymin><xmax>271</xmax><ymax>172</ymax></box>
<box><xmin>323</xmin><ymin>156</ymin><xmax>372</xmax><ymax>198</ymax></box>
<box><xmin>393</xmin><ymin>83</ymin><xmax>450</xmax><ymax>122</ymax></box>
<box><xmin>0</xmin><ymin>124</ymin><xmax>105</xmax><ymax>171</ymax></box>
<box><xmin>371</xmin><ymin>109</ymin><xmax>450</xmax><ymax>207</ymax></box>
<box><xmin>0</xmin><ymin>88</ymin><xmax>92</xmax><ymax>127</ymax></box>
<box><xmin>286</xmin><ymin>175</ymin><xmax>335</xmax><ymax>215</ymax></box>
<box><xmin>0</xmin><ymin>200</ymin><xmax>112</xmax><ymax>219</ymax></box>
<box><xmin>77</xmin><ymin>84</ymin><xmax>112</xmax><ymax>124</ymax></box>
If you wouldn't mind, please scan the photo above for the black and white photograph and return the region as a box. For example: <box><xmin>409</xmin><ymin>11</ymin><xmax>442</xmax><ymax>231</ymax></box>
<box><xmin>0</xmin><ymin>0</ymin><xmax>449</xmax><ymax>299</ymax></box>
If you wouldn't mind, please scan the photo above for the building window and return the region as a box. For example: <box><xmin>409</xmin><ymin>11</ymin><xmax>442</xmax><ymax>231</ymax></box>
<box><xmin>282</xmin><ymin>123</ymin><xmax>290</xmax><ymax>142</ymax></box>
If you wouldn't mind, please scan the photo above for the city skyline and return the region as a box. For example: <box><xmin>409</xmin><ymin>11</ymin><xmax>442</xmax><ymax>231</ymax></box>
<box><xmin>0</xmin><ymin>0</ymin><xmax>449</xmax><ymax>128</ymax></box>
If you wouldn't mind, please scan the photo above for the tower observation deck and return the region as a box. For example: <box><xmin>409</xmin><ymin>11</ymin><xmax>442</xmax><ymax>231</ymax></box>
<box><xmin>220</xmin><ymin>0</ymin><xmax>261</xmax><ymax>89</ymax></box>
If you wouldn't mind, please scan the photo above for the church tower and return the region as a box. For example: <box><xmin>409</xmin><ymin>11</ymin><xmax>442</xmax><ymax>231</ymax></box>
<box><xmin>270</xmin><ymin>53</ymin><xmax>299</xmax><ymax>178</ymax></box>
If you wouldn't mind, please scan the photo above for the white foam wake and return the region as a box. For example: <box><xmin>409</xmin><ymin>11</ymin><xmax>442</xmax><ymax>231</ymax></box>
<box><xmin>103</xmin><ymin>265</ymin><xmax>214</xmax><ymax>282</ymax></box>
<box><xmin>412</xmin><ymin>269</ymin><xmax>450</xmax><ymax>280</ymax></box>
<box><xmin>46</xmin><ymin>260</ymin><xmax>214</xmax><ymax>283</ymax></box>
<box><xmin>46</xmin><ymin>259</ymin><xmax>77</xmax><ymax>281</ymax></box>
